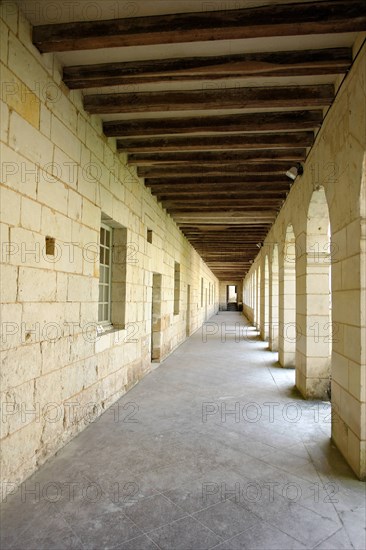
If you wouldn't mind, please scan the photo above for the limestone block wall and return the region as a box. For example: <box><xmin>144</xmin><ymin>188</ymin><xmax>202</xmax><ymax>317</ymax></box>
<box><xmin>0</xmin><ymin>4</ymin><xmax>219</xmax><ymax>488</ymax></box>
<box><xmin>243</xmin><ymin>37</ymin><xmax>366</xmax><ymax>479</ymax></box>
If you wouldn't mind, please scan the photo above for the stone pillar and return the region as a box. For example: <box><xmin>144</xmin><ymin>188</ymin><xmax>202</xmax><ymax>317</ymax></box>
<box><xmin>331</xmin><ymin>217</ymin><xmax>366</xmax><ymax>480</ymax></box>
<box><xmin>279</xmin><ymin>229</ymin><xmax>296</xmax><ymax>367</ymax></box>
<box><xmin>269</xmin><ymin>246</ymin><xmax>279</xmax><ymax>351</ymax></box>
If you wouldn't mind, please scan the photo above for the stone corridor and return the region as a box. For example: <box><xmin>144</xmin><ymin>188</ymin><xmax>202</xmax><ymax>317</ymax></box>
<box><xmin>1</xmin><ymin>313</ymin><xmax>365</xmax><ymax>550</ymax></box>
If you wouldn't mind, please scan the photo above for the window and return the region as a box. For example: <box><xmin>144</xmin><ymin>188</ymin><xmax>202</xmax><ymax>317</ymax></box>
<box><xmin>98</xmin><ymin>223</ymin><xmax>112</xmax><ymax>325</ymax></box>
<box><xmin>98</xmin><ymin>215</ymin><xmax>128</xmax><ymax>332</ymax></box>
<box><xmin>45</xmin><ymin>236</ymin><xmax>55</xmax><ymax>256</ymax></box>
<box><xmin>174</xmin><ymin>262</ymin><xmax>180</xmax><ymax>315</ymax></box>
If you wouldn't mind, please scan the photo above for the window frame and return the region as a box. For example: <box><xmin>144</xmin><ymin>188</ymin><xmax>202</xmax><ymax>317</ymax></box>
<box><xmin>98</xmin><ymin>222</ymin><xmax>113</xmax><ymax>328</ymax></box>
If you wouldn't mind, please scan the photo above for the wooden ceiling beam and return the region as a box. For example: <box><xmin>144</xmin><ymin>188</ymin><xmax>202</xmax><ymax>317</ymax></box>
<box><xmin>177</xmin><ymin>220</ymin><xmax>275</xmax><ymax>226</ymax></box>
<box><xmin>174</xmin><ymin>210</ymin><xmax>277</xmax><ymax>218</ymax></box>
<box><xmin>63</xmin><ymin>48</ymin><xmax>352</xmax><ymax>89</ymax></box>
<box><xmin>117</xmin><ymin>132</ymin><xmax>314</xmax><ymax>152</ymax></box>
<box><xmin>33</xmin><ymin>1</ymin><xmax>366</xmax><ymax>52</ymax></box>
<box><xmin>184</xmin><ymin>233</ymin><xmax>269</xmax><ymax>237</ymax></box>
<box><xmin>184</xmin><ymin>226</ymin><xmax>269</xmax><ymax>231</ymax></box>
<box><xmin>138</xmin><ymin>162</ymin><xmax>293</xmax><ymax>178</ymax></box>
<box><xmin>84</xmin><ymin>85</ymin><xmax>333</xmax><ymax>114</ymax></box>
<box><xmin>195</xmin><ymin>243</ymin><xmax>261</xmax><ymax>248</ymax></box>
<box><xmin>149</xmin><ymin>186</ymin><xmax>290</xmax><ymax>195</ymax></box>
<box><xmin>163</xmin><ymin>200</ymin><xmax>283</xmax><ymax>207</ymax></box>
<box><xmin>104</xmin><ymin>110</ymin><xmax>323</xmax><ymax>137</ymax></box>
<box><xmin>189</xmin><ymin>250</ymin><xmax>260</xmax><ymax>253</ymax></box>
<box><xmin>130</xmin><ymin>149</ymin><xmax>306</xmax><ymax>166</ymax></box>
<box><xmin>185</xmin><ymin>236</ymin><xmax>268</xmax><ymax>240</ymax></box>
<box><xmin>145</xmin><ymin>175</ymin><xmax>288</xmax><ymax>184</ymax></box>
<box><xmin>187</xmin><ymin>244</ymin><xmax>266</xmax><ymax>248</ymax></box>
<box><xmin>164</xmin><ymin>208</ymin><xmax>282</xmax><ymax>214</ymax></box>
<box><xmin>209</xmin><ymin>266</ymin><xmax>253</xmax><ymax>270</ymax></box>
<box><xmin>154</xmin><ymin>190</ymin><xmax>289</xmax><ymax>198</ymax></box>
<box><xmin>186</xmin><ymin>242</ymin><xmax>266</xmax><ymax>246</ymax></box>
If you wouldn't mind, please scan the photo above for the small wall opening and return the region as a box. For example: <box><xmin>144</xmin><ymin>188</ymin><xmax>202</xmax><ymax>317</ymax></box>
<box><xmin>45</xmin><ymin>236</ymin><xmax>55</xmax><ymax>256</ymax></box>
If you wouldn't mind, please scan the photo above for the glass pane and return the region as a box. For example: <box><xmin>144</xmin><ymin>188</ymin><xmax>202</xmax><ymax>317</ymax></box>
<box><xmin>105</xmin><ymin>266</ymin><xmax>109</xmax><ymax>282</ymax></box>
<box><xmin>98</xmin><ymin>304</ymin><xmax>103</xmax><ymax>322</ymax></box>
<box><xmin>100</xmin><ymin>246</ymin><xmax>104</xmax><ymax>265</ymax></box>
<box><xmin>99</xmin><ymin>285</ymin><xmax>103</xmax><ymax>302</ymax></box>
<box><xmin>105</xmin><ymin>246</ymin><xmax>110</xmax><ymax>265</ymax></box>
<box><xmin>105</xmin><ymin>230</ymin><xmax>110</xmax><ymax>247</ymax></box>
<box><xmin>100</xmin><ymin>227</ymin><xmax>105</xmax><ymax>245</ymax></box>
<box><xmin>104</xmin><ymin>285</ymin><xmax>109</xmax><ymax>302</ymax></box>
<box><xmin>104</xmin><ymin>304</ymin><xmax>109</xmax><ymax>321</ymax></box>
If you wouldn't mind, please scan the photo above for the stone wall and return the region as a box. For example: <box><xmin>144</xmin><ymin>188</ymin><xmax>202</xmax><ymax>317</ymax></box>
<box><xmin>243</xmin><ymin>36</ymin><xmax>366</xmax><ymax>479</ymax></box>
<box><xmin>218</xmin><ymin>280</ymin><xmax>243</xmax><ymax>310</ymax></box>
<box><xmin>0</xmin><ymin>4</ymin><xmax>219</xmax><ymax>488</ymax></box>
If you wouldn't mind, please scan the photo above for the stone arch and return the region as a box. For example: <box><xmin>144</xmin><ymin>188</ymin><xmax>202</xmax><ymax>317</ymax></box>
<box><xmin>256</xmin><ymin>266</ymin><xmax>261</xmax><ymax>331</ymax></box>
<box><xmin>262</xmin><ymin>255</ymin><xmax>270</xmax><ymax>340</ymax></box>
<box><xmin>279</xmin><ymin>224</ymin><xmax>296</xmax><ymax>367</ymax></box>
<box><xmin>296</xmin><ymin>186</ymin><xmax>332</xmax><ymax>398</ymax></box>
<box><xmin>269</xmin><ymin>244</ymin><xmax>279</xmax><ymax>351</ymax></box>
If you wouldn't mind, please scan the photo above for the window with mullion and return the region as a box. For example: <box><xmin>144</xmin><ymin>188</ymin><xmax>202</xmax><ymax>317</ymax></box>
<box><xmin>98</xmin><ymin>223</ymin><xmax>112</xmax><ymax>325</ymax></box>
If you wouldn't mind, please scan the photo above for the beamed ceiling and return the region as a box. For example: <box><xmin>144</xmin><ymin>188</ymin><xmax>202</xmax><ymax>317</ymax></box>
<box><xmin>25</xmin><ymin>0</ymin><xmax>366</xmax><ymax>279</ymax></box>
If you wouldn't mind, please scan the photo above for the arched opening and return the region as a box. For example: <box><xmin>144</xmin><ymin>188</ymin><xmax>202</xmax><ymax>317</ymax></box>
<box><xmin>253</xmin><ymin>269</ymin><xmax>257</xmax><ymax>327</ymax></box>
<box><xmin>269</xmin><ymin>244</ymin><xmax>279</xmax><ymax>352</ymax></box>
<box><xmin>263</xmin><ymin>256</ymin><xmax>270</xmax><ymax>340</ymax></box>
<box><xmin>279</xmin><ymin>225</ymin><xmax>296</xmax><ymax>367</ymax></box>
<box><xmin>297</xmin><ymin>187</ymin><xmax>332</xmax><ymax>398</ymax></box>
<box><xmin>256</xmin><ymin>266</ymin><xmax>261</xmax><ymax>331</ymax></box>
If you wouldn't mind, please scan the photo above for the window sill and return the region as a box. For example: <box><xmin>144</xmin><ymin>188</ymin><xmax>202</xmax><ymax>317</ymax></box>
<box><xmin>95</xmin><ymin>325</ymin><xmax>127</xmax><ymax>353</ymax></box>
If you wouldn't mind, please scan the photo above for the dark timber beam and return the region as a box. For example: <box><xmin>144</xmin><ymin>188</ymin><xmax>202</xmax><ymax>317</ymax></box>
<box><xmin>137</xmin><ymin>163</ymin><xmax>295</xmax><ymax>178</ymax></box>
<box><xmin>117</xmin><ymin>132</ymin><xmax>314</xmax><ymax>153</ymax></box>
<box><xmin>129</xmin><ymin>149</ymin><xmax>306</xmax><ymax>166</ymax></box>
<box><xmin>63</xmin><ymin>48</ymin><xmax>352</xmax><ymax>88</ymax></box>
<box><xmin>104</xmin><ymin>110</ymin><xmax>323</xmax><ymax>137</ymax></box>
<box><xmin>174</xmin><ymin>211</ymin><xmax>277</xmax><ymax>224</ymax></box>
<box><xmin>147</xmin><ymin>183</ymin><xmax>289</xmax><ymax>192</ymax></box>
<box><xmin>33</xmin><ymin>1</ymin><xmax>366</xmax><ymax>52</ymax></box>
<box><xmin>153</xmin><ymin>189</ymin><xmax>288</xmax><ymax>204</ymax></box>
<box><xmin>153</xmin><ymin>188</ymin><xmax>289</xmax><ymax>196</ymax></box>
<box><xmin>145</xmin><ymin>175</ymin><xmax>288</xmax><ymax>184</ymax></box>
<box><xmin>161</xmin><ymin>202</ymin><xmax>284</xmax><ymax>210</ymax></box>
<box><xmin>84</xmin><ymin>85</ymin><xmax>334</xmax><ymax>114</ymax></box>
<box><xmin>165</xmin><ymin>210</ymin><xmax>282</xmax><ymax>216</ymax></box>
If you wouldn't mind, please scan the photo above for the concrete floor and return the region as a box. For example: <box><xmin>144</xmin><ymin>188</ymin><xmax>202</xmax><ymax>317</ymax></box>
<box><xmin>1</xmin><ymin>313</ymin><xmax>365</xmax><ymax>550</ymax></box>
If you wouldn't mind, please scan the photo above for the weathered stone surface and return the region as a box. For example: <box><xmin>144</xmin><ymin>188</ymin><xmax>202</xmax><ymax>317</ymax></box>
<box><xmin>243</xmin><ymin>45</ymin><xmax>366</xmax><ymax>479</ymax></box>
<box><xmin>0</xmin><ymin>3</ymin><xmax>218</xmax><ymax>489</ymax></box>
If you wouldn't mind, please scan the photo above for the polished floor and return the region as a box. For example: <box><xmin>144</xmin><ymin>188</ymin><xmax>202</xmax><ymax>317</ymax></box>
<box><xmin>1</xmin><ymin>313</ymin><xmax>365</xmax><ymax>549</ymax></box>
